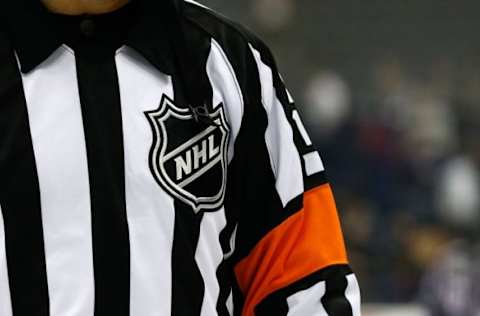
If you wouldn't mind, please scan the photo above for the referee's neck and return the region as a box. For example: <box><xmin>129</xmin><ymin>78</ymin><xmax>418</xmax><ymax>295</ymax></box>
<box><xmin>41</xmin><ymin>0</ymin><xmax>131</xmax><ymax>15</ymax></box>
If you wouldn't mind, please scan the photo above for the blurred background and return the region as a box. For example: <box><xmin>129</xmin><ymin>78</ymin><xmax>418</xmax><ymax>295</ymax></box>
<box><xmin>201</xmin><ymin>1</ymin><xmax>480</xmax><ymax>315</ymax></box>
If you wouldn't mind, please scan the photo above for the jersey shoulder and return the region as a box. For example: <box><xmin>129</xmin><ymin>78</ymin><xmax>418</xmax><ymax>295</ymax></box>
<box><xmin>182</xmin><ymin>0</ymin><xmax>270</xmax><ymax>56</ymax></box>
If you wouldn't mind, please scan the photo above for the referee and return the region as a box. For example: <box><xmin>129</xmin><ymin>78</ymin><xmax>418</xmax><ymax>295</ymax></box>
<box><xmin>0</xmin><ymin>0</ymin><xmax>361</xmax><ymax>315</ymax></box>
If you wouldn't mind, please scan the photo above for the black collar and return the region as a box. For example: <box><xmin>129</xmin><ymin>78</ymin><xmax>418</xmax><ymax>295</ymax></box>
<box><xmin>3</xmin><ymin>0</ymin><xmax>179</xmax><ymax>74</ymax></box>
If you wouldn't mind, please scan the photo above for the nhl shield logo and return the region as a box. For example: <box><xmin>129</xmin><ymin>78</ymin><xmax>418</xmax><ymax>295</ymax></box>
<box><xmin>145</xmin><ymin>95</ymin><xmax>230</xmax><ymax>212</ymax></box>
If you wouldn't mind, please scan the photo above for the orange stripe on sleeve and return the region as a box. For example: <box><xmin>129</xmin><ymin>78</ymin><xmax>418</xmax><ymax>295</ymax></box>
<box><xmin>234</xmin><ymin>184</ymin><xmax>348</xmax><ymax>316</ymax></box>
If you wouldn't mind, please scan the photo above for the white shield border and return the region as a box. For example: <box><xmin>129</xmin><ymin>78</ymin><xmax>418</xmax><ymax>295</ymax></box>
<box><xmin>145</xmin><ymin>95</ymin><xmax>230</xmax><ymax>213</ymax></box>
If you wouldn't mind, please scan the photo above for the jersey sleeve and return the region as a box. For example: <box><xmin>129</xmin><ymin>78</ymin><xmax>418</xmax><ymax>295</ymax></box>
<box><xmin>227</xmin><ymin>38</ymin><xmax>361</xmax><ymax>316</ymax></box>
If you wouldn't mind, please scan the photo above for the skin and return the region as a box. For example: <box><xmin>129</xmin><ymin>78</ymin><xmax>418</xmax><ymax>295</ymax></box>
<box><xmin>41</xmin><ymin>0</ymin><xmax>131</xmax><ymax>15</ymax></box>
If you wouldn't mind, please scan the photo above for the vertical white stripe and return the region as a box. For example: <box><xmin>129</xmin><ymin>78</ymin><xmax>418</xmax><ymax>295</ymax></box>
<box><xmin>346</xmin><ymin>274</ymin><xmax>362</xmax><ymax>316</ymax></box>
<box><xmin>249</xmin><ymin>45</ymin><xmax>304</xmax><ymax>207</ymax></box>
<box><xmin>208</xmin><ymin>39</ymin><xmax>244</xmax><ymax>163</ymax></box>
<box><xmin>195</xmin><ymin>41</ymin><xmax>240</xmax><ymax>316</ymax></box>
<box><xmin>0</xmin><ymin>204</ymin><xmax>12</xmax><ymax>316</ymax></box>
<box><xmin>22</xmin><ymin>46</ymin><xmax>94</xmax><ymax>316</ymax></box>
<box><xmin>286</xmin><ymin>281</ymin><xmax>329</xmax><ymax>316</ymax></box>
<box><xmin>196</xmin><ymin>210</ymin><xmax>227</xmax><ymax>316</ymax></box>
<box><xmin>286</xmin><ymin>87</ymin><xmax>295</xmax><ymax>104</ymax></box>
<box><xmin>116</xmin><ymin>47</ymin><xmax>176</xmax><ymax>316</ymax></box>
<box><xmin>292</xmin><ymin>110</ymin><xmax>313</xmax><ymax>146</ymax></box>
<box><xmin>278</xmin><ymin>73</ymin><xmax>295</xmax><ymax>104</ymax></box>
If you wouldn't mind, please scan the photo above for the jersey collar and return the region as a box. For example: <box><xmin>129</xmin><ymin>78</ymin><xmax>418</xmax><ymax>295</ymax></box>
<box><xmin>4</xmin><ymin>0</ymin><xmax>177</xmax><ymax>74</ymax></box>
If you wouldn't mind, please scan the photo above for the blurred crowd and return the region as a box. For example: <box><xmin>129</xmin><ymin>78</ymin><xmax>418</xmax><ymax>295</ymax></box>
<box><xmin>203</xmin><ymin>0</ymin><xmax>480</xmax><ymax>314</ymax></box>
<box><xmin>313</xmin><ymin>61</ymin><xmax>480</xmax><ymax>312</ymax></box>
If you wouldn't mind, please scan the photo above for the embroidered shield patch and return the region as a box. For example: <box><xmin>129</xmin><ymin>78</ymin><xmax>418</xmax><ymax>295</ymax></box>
<box><xmin>145</xmin><ymin>95</ymin><xmax>230</xmax><ymax>212</ymax></box>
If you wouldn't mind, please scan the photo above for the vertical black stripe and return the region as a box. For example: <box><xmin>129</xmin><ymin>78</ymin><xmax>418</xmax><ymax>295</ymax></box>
<box><xmin>0</xmin><ymin>35</ymin><xmax>50</xmax><ymax>315</ymax></box>
<box><xmin>75</xmin><ymin>52</ymin><xmax>130</xmax><ymax>316</ymax></box>
<box><xmin>208</xmin><ymin>34</ymin><xmax>253</xmax><ymax>315</ymax></box>
<box><xmin>322</xmin><ymin>273</ymin><xmax>353</xmax><ymax>316</ymax></box>
<box><xmin>171</xmin><ymin>205</ymin><xmax>205</xmax><ymax>316</ymax></box>
<box><xmin>215</xmin><ymin>225</ymin><xmax>237</xmax><ymax>316</ymax></box>
<box><xmin>170</xmin><ymin>75</ymin><xmax>206</xmax><ymax>316</ymax></box>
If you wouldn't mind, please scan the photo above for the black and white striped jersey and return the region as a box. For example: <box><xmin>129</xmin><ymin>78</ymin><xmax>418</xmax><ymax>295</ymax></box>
<box><xmin>0</xmin><ymin>0</ymin><xmax>361</xmax><ymax>315</ymax></box>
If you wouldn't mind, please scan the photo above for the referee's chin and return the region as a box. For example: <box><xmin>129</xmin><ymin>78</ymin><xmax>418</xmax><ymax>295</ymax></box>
<box><xmin>40</xmin><ymin>0</ymin><xmax>132</xmax><ymax>15</ymax></box>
